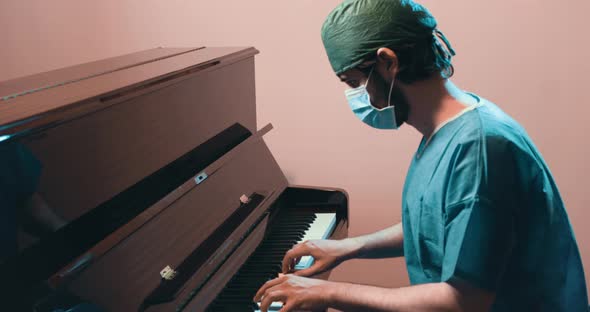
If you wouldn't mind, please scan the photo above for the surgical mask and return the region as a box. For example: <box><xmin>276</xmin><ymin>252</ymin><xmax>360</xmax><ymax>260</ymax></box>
<box><xmin>344</xmin><ymin>65</ymin><xmax>399</xmax><ymax>130</ymax></box>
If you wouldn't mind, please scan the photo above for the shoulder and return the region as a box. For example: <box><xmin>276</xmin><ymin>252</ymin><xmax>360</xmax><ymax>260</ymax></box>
<box><xmin>444</xmin><ymin>99</ymin><xmax>544</xmax><ymax>203</ymax></box>
<box><xmin>451</xmin><ymin>99</ymin><xmax>539</xmax><ymax>165</ymax></box>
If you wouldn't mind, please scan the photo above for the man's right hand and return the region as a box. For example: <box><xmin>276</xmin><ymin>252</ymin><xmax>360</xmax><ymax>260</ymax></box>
<box><xmin>281</xmin><ymin>238</ymin><xmax>361</xmax><ymax>277</ymax></box>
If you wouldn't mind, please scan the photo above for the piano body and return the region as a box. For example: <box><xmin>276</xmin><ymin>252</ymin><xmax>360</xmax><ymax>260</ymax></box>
<box><xmin>0</xmin><ymin>47</ymin><xmax>348</xmax><ymax>311</ymax></box>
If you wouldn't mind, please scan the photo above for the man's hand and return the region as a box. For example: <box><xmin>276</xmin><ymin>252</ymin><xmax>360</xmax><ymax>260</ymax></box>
<box><xmin>253</xmin><ymin>274</ymin><xmax>334</xmax><ymax>312</ymax></box>
<box><xmin>282</xmin><ymin>238</ymin><xmax>360</xmax><ymax>276</ymax></box>
<box><xmin>253</xmin><ymin>275</ymin><xmax>495</xmax><ymax>312</ymax></box>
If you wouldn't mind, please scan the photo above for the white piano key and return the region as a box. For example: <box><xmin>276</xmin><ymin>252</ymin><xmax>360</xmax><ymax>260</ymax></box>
<box><xmin>255</xmin><ymin>300</ymin><xmax>283</xmax><ymax>311</ymax></box>
<box><xmin>252</xmin><ymin>213</ymin><xmax>337</xmax><ymax>311</ymax></box>
<box><xmin>294</xmin><ymin>213</ymin><xmax>336</xmax><ymax>270</ymax></box>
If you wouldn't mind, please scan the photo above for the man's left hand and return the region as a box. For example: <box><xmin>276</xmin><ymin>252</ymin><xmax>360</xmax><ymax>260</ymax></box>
<box><xmin>253</xmin><ymin>274</ymin><xmax>334</xmax><ymax>312</ymax></box>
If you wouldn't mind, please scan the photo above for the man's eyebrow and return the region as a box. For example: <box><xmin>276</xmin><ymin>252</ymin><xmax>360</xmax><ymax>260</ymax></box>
<box><xmin>358</xmin><ymin>60</ymin><xmax>376</xmax><ymax>69</ymax></box>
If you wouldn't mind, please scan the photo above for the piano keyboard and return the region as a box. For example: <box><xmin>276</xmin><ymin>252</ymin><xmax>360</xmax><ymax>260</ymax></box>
<box><xmin>295</xmin><ymin>213</ymin><xmax>337</xmax><ymax>270</ymax></box>
<box><xmin>205</xmin><ymin>211</ymin><xmax>336</xmax><ymax>311</ymax></box>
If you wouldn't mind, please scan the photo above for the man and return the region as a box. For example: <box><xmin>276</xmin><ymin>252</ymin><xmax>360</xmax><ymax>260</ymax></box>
<box><xmin>254</xmin><ymin>0</ymin><xmax>588</xmax><ymax>311</ymax></box>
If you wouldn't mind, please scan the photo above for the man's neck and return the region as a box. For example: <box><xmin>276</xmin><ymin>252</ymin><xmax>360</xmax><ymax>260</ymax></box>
<box><xmin>401</xmin><ymin>77</ymin><xmax>475</xmax><ymax>138</ymax></box>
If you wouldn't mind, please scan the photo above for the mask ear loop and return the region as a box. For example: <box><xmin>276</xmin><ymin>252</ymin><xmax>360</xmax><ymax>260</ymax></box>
<box><xmin>364</xmin><ymin>64</ymin><xmax>375</xmax><ymax>88</ymax></box>
<box><xmin>384</xmin><ymin>66</ymin><xmax>398</xmax><ymax>127</ymax></box>
<box><xmin>386</xmin><ymin>71</ymin><xmax>395</xmax><ymax>108</ymax></box>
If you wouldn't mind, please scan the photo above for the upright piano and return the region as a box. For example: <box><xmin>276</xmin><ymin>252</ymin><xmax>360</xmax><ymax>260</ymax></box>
<box><xmin>0</xmin><ymin>47</ymin><xmax>348</xmax><ymax>311</ymax></box>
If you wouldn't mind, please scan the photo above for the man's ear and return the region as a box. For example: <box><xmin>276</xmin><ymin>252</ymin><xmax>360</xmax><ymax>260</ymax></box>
<box><xmin>376</xmin><ymin>47</ymin><xmax>399</xmax><ymax>75</ymax></box>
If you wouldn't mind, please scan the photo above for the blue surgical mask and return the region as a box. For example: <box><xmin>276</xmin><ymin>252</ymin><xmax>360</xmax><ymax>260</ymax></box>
<box><xmin>345</xmin><ymin>65</ymin><xmax>399</xmax><ymax>130</ymax></box>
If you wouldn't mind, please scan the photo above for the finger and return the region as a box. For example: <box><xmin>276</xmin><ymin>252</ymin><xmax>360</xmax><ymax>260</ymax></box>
<box><xmin>293</xmin><ymin>265</ymin><xmax>321</xmax><ymax>277</ymax></box>
<box><xmin>259</xmin><ymin>290</ymin><xmax>286</xmax><ymax>312</ymax></box>
<box><xmin>281</xmin><ymin>244</ymin><xmax>309</xmax><ymax>273</ymax></box>
<box><xmin>279</xmin><ymin>302</ymin><xmax>295</xmax><ymax>312</ymax></box>
<box><xmin>254</xmin><ymin>276</ymin><xmax>286</xmax><ymax>302</ymax></box>
<box><xmin>289</xmin><ymin>255</ymin><xmax>303</xmax><ymax>272</ymax></box>
<box><xmin>288</xmin><ymin>255</ymin><xmax>302</xmax><ymax>272</ymax></box>
<box><xmin>282</xmin><ymin>246</ymin><xmax>300</xmax><ymax>273</ymax></box>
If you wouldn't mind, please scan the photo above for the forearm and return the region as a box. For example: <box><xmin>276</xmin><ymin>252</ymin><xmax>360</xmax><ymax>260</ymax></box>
<box><xmin>326</xmin><ymin>282</ymin><xmax>463</xmax><ymax>312</ymax></box>
<box><xmin>347</xmin><ymin>222</ymin><xmax>404</xmax><ymax>259</ymax></box>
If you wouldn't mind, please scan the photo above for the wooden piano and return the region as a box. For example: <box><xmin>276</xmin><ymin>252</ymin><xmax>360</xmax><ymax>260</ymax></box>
<box><xmin>0</xmin><ymin>47</ymin><xmax>348</xmax><ymax>311</ymax></box>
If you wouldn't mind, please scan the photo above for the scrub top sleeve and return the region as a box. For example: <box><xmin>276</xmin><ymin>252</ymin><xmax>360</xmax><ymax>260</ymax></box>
<box><xmin>441</xmin><ymin>136</ymin><xmax>519</xmax><ymax>292</ymax></box>
<box><xmin>441</xmin><ymin>196</ymin><xmax>516</xmax><ymax>291</ymax></box>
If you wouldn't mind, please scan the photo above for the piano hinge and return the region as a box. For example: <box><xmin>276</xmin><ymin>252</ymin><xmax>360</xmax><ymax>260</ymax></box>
<box><xmin>194</xmin><ymin>172</ymin><xmax>208</xmax><ymax>185</ymax></box>
<box><xmin>160</xmin><ymin>265</ymin><xmax>178</xmax><ymax>281</ymax></box>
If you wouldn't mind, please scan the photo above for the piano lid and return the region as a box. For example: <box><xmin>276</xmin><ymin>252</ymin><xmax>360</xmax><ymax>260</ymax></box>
<box><xmin>0</xmin><ymin>48</ymin><xmax>204</xmax><ymax>101</ymax></box>
<box><xmin>0</xmin><ymin>46</ymin><xmax>259</xmax><ymax>139</ymax></box>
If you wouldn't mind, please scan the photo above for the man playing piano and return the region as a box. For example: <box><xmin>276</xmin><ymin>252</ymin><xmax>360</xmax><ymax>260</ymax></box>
<box><xmin>255</xmin><ymin>0</ymin><xmax>588</xmax><ymax>311</ymax></box>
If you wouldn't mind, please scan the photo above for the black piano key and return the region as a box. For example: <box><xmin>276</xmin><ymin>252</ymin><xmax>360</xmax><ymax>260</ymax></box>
<box><xmin>202</xmin><ymin>209</ymin><xmax>319</xmax><ymax>311</ymax></box>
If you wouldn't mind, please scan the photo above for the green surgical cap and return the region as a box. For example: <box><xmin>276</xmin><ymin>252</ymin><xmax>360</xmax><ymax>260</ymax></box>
<box><xmin>321</xmin><ymin>0</ymin><xmax>439</xmax><ymax>75</ymax></box>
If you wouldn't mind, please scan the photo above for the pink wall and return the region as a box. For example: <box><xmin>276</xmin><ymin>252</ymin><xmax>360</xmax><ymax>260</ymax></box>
<box><xmin>2</xmin><ymin>0</ymin><xmax>589</xmax><ymax>298</ymax></box>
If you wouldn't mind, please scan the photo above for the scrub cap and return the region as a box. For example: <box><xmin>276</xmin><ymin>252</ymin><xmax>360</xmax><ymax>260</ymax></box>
<box><xmin>321</xmin><ymin>0</ymin><xmax>455</xmax><ymax>82</ymax></box>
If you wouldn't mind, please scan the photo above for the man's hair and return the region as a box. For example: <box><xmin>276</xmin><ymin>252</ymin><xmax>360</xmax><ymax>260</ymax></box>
<box><xmin>321</xmin><ymin>0</ymin><xmax>456</xmax><ymax>84</ymax></box>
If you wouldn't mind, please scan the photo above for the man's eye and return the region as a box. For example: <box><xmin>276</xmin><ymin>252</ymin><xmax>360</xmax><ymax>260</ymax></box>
<box><xmin>348</xmin><ymin>80</ymin><xmax>359</xmax><ymax>88</ymax></box>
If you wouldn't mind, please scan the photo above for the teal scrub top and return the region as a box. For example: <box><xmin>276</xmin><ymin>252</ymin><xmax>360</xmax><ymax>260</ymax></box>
<box><xmin>401</xmin><ymin>93</ymin><xmax>588</xmax><ymax>311</ymax></box>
